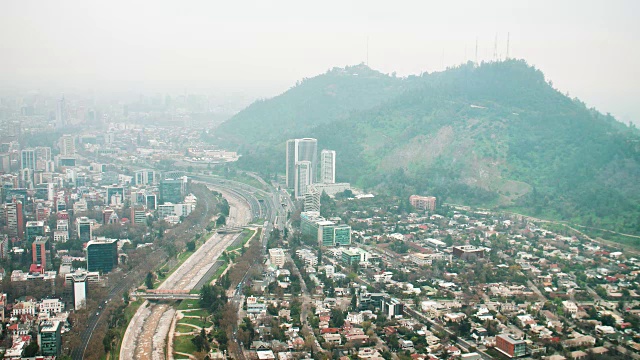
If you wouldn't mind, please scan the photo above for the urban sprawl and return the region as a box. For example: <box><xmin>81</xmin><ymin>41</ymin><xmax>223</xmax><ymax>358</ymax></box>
<box><xmin>0</xmin><ymin>97</ymin><xmax>639</xmax><ymax>360</ymax></box>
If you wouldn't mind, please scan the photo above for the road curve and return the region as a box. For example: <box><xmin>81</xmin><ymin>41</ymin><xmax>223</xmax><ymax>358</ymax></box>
<box><xmin>120</xmin><ymin>183</ymin><xmax>254</xmax><ymax>360</ymax></box>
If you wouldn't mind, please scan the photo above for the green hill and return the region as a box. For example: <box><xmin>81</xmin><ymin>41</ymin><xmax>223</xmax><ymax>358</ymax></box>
<box><xmin>213</xmin><ymin>60</ymin><xmax>640</xmax><ymax>237</ymax></box>
<box><xmin>214</xmin><ymin>64</ymin><xmax>411</xmax><ymax>145</ymax></box>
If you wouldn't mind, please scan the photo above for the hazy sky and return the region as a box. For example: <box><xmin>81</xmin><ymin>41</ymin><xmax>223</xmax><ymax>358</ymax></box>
<box><xmin>1</xmin><ymin>1</ymin><xmax>639</xmax><ymax>123</ymax></box>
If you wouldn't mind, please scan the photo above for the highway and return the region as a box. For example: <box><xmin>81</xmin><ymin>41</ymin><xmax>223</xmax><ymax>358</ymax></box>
<box><xmin>72</xmin><ymin>183</ymin><xmax>218</xmax><ymax>360</ymax></box>
<box><xmin>70</xmin><ymin>152</ymin><xmax>283</xmax><ymax>359</ymax></box>
<box><xmin>120</xmin><ymin>183</ymin><xmax>253</xmax><ymax>360</ymax></box>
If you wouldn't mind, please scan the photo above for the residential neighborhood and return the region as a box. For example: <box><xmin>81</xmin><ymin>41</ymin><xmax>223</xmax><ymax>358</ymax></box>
<box><xmin>231</xmin><ymin>190</ymin><xmax>640</xmax><ymax>360</ymax></box>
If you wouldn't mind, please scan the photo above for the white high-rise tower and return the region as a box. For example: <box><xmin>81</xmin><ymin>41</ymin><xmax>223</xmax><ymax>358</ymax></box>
<box><xmin>294</xmin><ymin>161</ymin><xmax>312</xmax><ymax>199</ymax></box>
<box><xmin>320</xmin><ymin>150</ymin><xmax>336</xmax><ymax>184</ymax></box>
<box><xmin>59</xmin><ymin>135</ymin><xmax>75</xmax><ymax>156</ymax></box>
<box><xmin>286</xmin><ymin>138</ymin><xmax>318</xmax><ymax>189</ymax></box>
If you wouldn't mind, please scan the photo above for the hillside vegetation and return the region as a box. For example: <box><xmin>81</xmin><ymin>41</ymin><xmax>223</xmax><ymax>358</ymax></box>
<box><xmin>213</xmin><ymin>60</ymin><xmax>640</xmax><ymax>236</ymax></box>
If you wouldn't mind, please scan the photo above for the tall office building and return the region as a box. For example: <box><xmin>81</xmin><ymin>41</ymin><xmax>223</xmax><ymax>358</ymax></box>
<box><xmin>35</xmin><ymin>147</ymin><xmax>52</xmax><ymax>171</ymax></box>
<box><xmin>71</xmin><ymin>272</ymin><xmax>87</xmax><ymax>310</ymax></box>
<box><xmin>294</xmin><ymin>161</ymin><xmax>312</xmax><ymax>199</ymax></box>
<box><xmin>160</xmin><ymin>177</ymin><xmax>188</xmax><ymax>204</ymax></box>
<box><xmin>38</xmin><ymin>320</ymin><xmax>62</xmax><ymax>357</ymax></box>
<box><xmin>59</xmin><ymin>135</ymin><xmax>75</xmax><ymax>156</ymax></box>
<box><xmin>86</xmin><ymin>238</ymin><xmax>118</xmax><ymax>273</ymax></box>
<box><xmin>32</xmin><ymin>237</ymin><xmax>48</xmax><ymax>270</ymax></box>
<box><xmin>146</xmin><ymin>193</ymin><xmax>157</xmax><ymax>210</ymax></box>
<box><xmin>35</xmin><ymin>147</ymin><xmax>51</xmax><ymax>162</ymax></box>
<box><xmin>304</xmin><ymin>184</ymin><xmax>320</xmax><ymax>212</ymax></box>
<box><xmin>105</xmin><ymin>185</ymin><xmax>124</xmax><ymax>206</ymax></box>
<box><xmin>20</xmin><ymin>148</ymin><xmax>36</xmax><ymax>171</ymax></box>
<box><xmin>286</xmin><ymin>138</ymin><xmax>318</xmax><ymax>189</ymax></box>
<box><xmin>134</xmin><ymin>169</ymin><xmax>156</xmax><ymax>185</ymax></box>
<box><xmin>55</xmin><ymin>97</ymin><xmax>66</xmax><ymax>129</ymax></box>
<box><xmin>76</xmin><ymin>217</ymin><xmax>93</xmax><ymax>242</ymax></box>
<box><xmin>320</xmin><ymin>150</ymin><xmax>336</xmax><ymax>184</ymax></box>
<box><xmin>25</xmin><ymin>221</ymin><xmax>45</xmax><ymax>242</ymax></box>
<box><xmin>5</xmin><ymin>200</ymin><xmax>24</xmax><ymax>240</ymax></box>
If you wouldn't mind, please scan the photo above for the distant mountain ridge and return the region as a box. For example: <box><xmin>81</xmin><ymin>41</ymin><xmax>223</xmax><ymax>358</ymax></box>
<box><xmin>213</xmin><ymin>60</ymin><xmax>640</xmax><ymax>236</ymax></box>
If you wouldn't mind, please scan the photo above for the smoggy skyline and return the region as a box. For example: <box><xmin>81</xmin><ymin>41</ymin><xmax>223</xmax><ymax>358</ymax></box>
<box><xmin>1</xmin><ymin>1</ymin><xmax>639</xmax><ymax>124</ymax></box>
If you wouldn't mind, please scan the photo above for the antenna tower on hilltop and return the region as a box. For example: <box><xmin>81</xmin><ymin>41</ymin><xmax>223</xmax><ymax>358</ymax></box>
<box><xmin>366</xmin><ymin>36</ymin><xmax>369</xmax><ymax>66</ymax></box>
<box><xmin>475</xmin><ymin>37</ymin><xmax>478</xmax><ymax>65</ymax></box>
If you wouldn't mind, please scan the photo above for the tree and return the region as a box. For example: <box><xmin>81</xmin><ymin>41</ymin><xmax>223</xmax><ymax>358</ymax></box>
<box><xmin>145</xmin><ymin>272</ymin><xmax>154</xmax><ymax>289</ymax></box>
<box><xmin>192</xmin><ymin>329</ymin><xmax>210</xmax><ymax>352</ymax></box>
<box><xmin>330</xmin><ymin>308</ymin><xmax>345</xmax><ymax>328</ymax></box>
<box><xmin>186</xmin><ymin>240</ymin><xmax>196</xmax><ymax>252</ymax></box>
<box><xmin>601</xmin><ymin>314</ymin><xmax>616</xmax><ymax>327</ymax></box>
<box><xmin>388</xmin><ymin>334</ymin><xmax>399</xmax><ymax>351</ymax></box>
<box><xmin>458</xmin><ymin>318</ymin><xmax>471</xmax><ymax>337</ymax></box>
<box><xmin>214</xmin><ymin>329</ymin><xmax>228</xmax><ymax>351</ymax></box>
<box><xmin>103</xmin><ymin>329</ymin><xmax>119</xmax><ymax>353</ymax></box>
<box><xmin>444</xmin><ymin>234</ymin><xmax>453</xmax><ymax>247</ymax></box>
<box><xmin>351</xmin><ymin>293</ymin><xmax>358</xmax><ymax>311</ymax></box>
<box><xmin>24</xmin><ymin>341</ymin><xmax>39</xmax><ymax>357</ymax></box>
<box><xmin>216</xmin><ymin>215</ymin><xmax>226</xmax><ymax>226</ymax></box>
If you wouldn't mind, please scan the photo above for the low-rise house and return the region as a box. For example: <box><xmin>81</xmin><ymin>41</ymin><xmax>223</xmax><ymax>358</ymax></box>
<box><xmin>256</xmin><ymin>350</ymin><xmax>276</xmax><ymax>360</ymax></box>
<box><xmin>563</xmin><ymin>335</ymin><xmax>596</xmax><ymax>348</ymax></box>
<box><xmin>399</xmin><ymin>339</ymin><xmax>414</xmax><ymax>351</ymax></box>
<box><xmin>570</xmin><ymin>350</ymin><xmax>588</xmax><ymax>359</ymax></box>
<box><xmin>323</xmin><ymin>333</ymin><xmax>341</xmax><ymax>345</ymax></box>
<box><xmin>347</xmin><ymin>312</ymin><xmax>364</xmax><ymax>324</ymax></box>
<box><xmin>357</xmin><ymin>347</ymin><xmax>381</xmax><ymax>359</ymax></box>
<box><xmin>562</xmin><ymin>301</ymin><xmax>578</xmax><ymax>318</ymax></box>
<box><xmin>443</xmin><ymin>312</ymin><xmax>466</xmax><ymax>323</ymax></box>
<box><xmin>12</xmin><ymin>300</ymin><xmax>36</xmax><ymax>317</ymax></box>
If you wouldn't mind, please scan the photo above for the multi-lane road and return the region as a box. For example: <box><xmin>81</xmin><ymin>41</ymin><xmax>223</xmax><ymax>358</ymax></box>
<box><xmin>118</xmin><ymin>171</ymin><xmax>288</xmax><ymax>360</ymax></box>
<box><xmin>120</xmin><ymin>184</ymin><xmax>254</xmax><ymax>360</ymax></box>
<box><xmin>71</xmin><ymin>184</ymin><xmax>218</xmax><ymax>360</ymax></box>
<box><xmin>69</xmin><ymin>158</ymin><xmax>284</xmax><ymax>360</ymax></box>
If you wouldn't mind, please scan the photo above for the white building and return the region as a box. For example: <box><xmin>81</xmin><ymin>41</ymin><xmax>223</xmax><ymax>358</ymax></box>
<box><xmin>59</xmin><ymin>135</ymin><xmax>75</xmax><ymax>156</ymax></box>
<box><xmin>304</xmin><ymin>185</ymin><xmax>320</xmax><ymax>212</ymax></box>
<box><xmin>56</xmin><ymin>219</ymin><xmax>68</xmax><ymax>232</ymax></box>
<box><xmin>286</xmin><ymin>138</ymin><xmax>318</xmax><ymax>189</ymax></box>
<box><xmin>313</xmin><ymin>182</ymin><xmax>351</xmax><ymax>198</ymax></box>
<box><xmin>269</xmin><ymin>248</ymin><xmax>286</xmax><ymax>268</ymax></box>
<box><xmin>39</xmin><ymin>298</ymin><xmax>64</xmax><ymax>315</ymax></box>
<box><xmin>347</xmin><ymin>312</ymin><xmax>364</xmax><ymax>324</ymax></box>
<box><xmin>71</xmin><ymin>273</ymin><xmax>87</xmax><ymax>310</ymax></box>
<box><xmin>320</xmin><ymin>149</ymin><xmax>336</xmax><ymax>184</ymax></box>
<box><xmin>53</xmin><ymin>231</ymin><xmax>69</xmax><ymax>243</ymax></box>
<box><xmin>562</xmin><ymin>301</ymin><xmax>578</xmax><ymax>318</ymax></box>
<box><xmin>324</xmin><ymin>265</ymin><xmax>335</xmax><ymax>278</ymax></box>
<box><xmin>294</xmin><ymin>161</ymin><xmax>312</xmax><ymax>199</ymax></box>
<box><xmin>12</xmin><ymin>300</ymin><xmax>37</xmax><ymax>316</ymax></box>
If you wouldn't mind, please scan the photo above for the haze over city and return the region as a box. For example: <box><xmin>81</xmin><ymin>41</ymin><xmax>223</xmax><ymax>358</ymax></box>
<box><xmin>3</xmin><ymin>2</ymin><xmax>640</xmax><ymax>360</ymax></box>
<box><xmin>1</xmin><ymin>0</ymin><xmax>639</xmax><ymax>124</ymax></box>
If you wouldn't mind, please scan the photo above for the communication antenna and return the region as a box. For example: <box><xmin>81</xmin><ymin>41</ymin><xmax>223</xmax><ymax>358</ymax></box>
<box><xmin>475</xmin><ymin>37</ymin><xmax>478</xmax><ymax>65</ymax></box>
<box><xmin>506</xmin><ymin>32</ymin><xmax>510</xmax><ymax>59</ymax></box>
<box><xmin>366</xmin><ymin>36</ymin><xmax>369</xmax><ymax>66</ymax></box>
<box><xmin>493</xmin><ymin>33</ymin><xmax>498</xmax><ymax>61</ymax></box>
